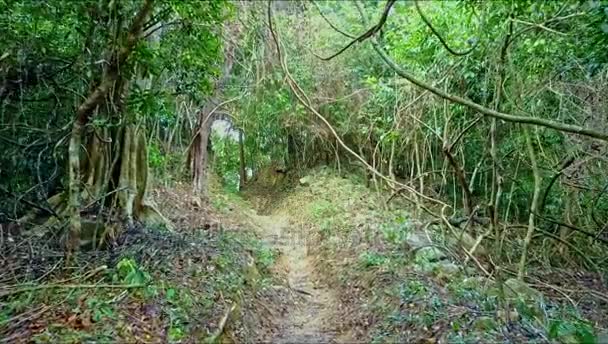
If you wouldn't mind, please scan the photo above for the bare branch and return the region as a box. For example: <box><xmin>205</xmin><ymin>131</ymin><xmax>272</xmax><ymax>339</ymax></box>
<box><xmin>267</xmin><ymin>0</ymin><xmax>447</xmax><ymax>207</ymax></box>
<box><xmin>315</xmin><ymin>0</ymin><xmax>396</xmax><ymax>61</ymax></box>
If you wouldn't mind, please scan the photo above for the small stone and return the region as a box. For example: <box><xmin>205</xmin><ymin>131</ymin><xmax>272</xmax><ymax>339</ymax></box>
<box><xmin>299</xmin><ymin>176</ymin><xmax>312</xmax><ymax>186</ymax></box>
<box><xmin>497</xmin><ymin>309</ymin><xmax>520</xmax><ymax>322</ymax></box>
<box><xmin>503</xmin><ymin>278</ymin><xmax>544</xmax><ymax>319</ymax></box>
<box><xmin>433</xmin><ymin>261</ymin><xmax>460</xmax><ymax>275</ymax></box>
<box><xmin>461</xmin><ymin>276</ymin><xmax>489</xmax><ymax>289</ymax></box>
<box><xmin>504</xmin><ymin>278</ymin><xmax>543</xmax><ymax>302</ymax></box>
<box><xmin>405</xmin><ymin>231</ymin><xmax>432</xmax><ymax>249</ymax></box>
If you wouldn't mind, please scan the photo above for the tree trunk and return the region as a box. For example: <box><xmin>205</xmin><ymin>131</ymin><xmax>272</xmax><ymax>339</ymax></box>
<box><xmin>189</xmin><ymin>34</ymin><xmax>235</xmax><ymax>195</ymax></box>
<box><xmin>239</xmin><ymin>130</ymin><xmax>247</xmax><ymax>190</ymax></box>
<box><xmin>63</xmin><ymin>0</ymin><xmax>155</xmax><ymax>255</ymax></box>
<box><xmin>443</xmin><ymin>144</ymin><xmax>473</xmax><ymax>215</ymax></box>
<box><xmin>518</xmin><ymin>126</ymin><xmax>541</xmax><ymax>280</ymax></box>
<box><xmin>190</xmin><ymin>104</ymin><xmax>215</xmax><ymax>195</ymax></box>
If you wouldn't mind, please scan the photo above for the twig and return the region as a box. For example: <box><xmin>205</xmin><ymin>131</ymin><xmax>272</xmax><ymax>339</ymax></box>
<box><xmin>511</xmin><ymin>18</ymin><xmax>567</xmax><ymax>36</ymax></box>
<box><xmin>535</xmin><ymin>228</ymin><xmax>602</xmax><ymax>277</ymax></box>
<box><xmin>184</xmin><ymin>96</ymin><xmax>242</xmax><ymax>154</ymax></box>
<box><xmin>528</xmin><ymin>282</ymin><xmax>577</xmax><ymax>309</ymax></box>
<box><xmin>0</xmin><ymin>282</ymin><xmax>143</xmax><ymax>298</ymax></box>
<box><xmin>440</xmin><ymin>205</ymin><xmax>492</xmax><ymax>278</ymax></box>
<box><xmin>83</xmin><ymin>187</ymin><xmax>128</xmax><ymax>209</ymax></box>
<box><xmin>535</xmin><ymin>213</ymin><xmax>608</xmax><ymax>246</ymax></box>
<box><xmin>310</xmin><ymin>0</ymin><xmax>356</xmax><ymax>39</ymax></box>
<box><xmin>0</xmin><ymin>185</ymin><xmax>58</xmax><ymax>218</ymax></box>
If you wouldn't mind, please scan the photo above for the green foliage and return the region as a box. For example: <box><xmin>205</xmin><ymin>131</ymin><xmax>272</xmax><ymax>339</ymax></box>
<box><xmin>283</xmin><ymin>168</ymin><xmax>603</xmax><ymax>343</ymax></box>
<box><xmin>85</xmin><ymin>297</ymin><xmax>116</xmax><ymax>323</ymax></box>
<box><xmin>400</xmin><ymin>280</ymin><xmax>428</xmax><ymax>299</ymax></box>
<box><xmin>0</xmin><ymin>0</ymin><xmax>228</xmax><ymax>219</ymax></box>
<box><xmin>380</xmin><ymin>217</ymin><xmax>410</xmax><ymax>245</ymax></box>
<box><xmin>309</xmin><ymin>199</ymin><xmax>338</xmax><ymax>220</ymax></box>
<box><xmin>548</xmin><ymin>319</ymin><xmax>596</xmax><ymax>344</ymax></box>
<box><xmin>359</xmin><ymin>251</ymin><xmax>389</xmax><ymax>268</ymax></box>
<box><xmin>113</xmin><ymin>258</ymin><xmax>150</xmax><ymax>285</ymax></box>
<box><xmin>254</xmin><ymin>246</ymin><xmax>277</xmax><ymax>273</ymax></box>
<box><xmin>211</xmin><ymin>131</ymin><xmax>241</xmax><ymax>192</ymax></box>
<box><xmin>148</xmin><ymin>143</ymin><xmax>166</xmax><ymax>169</ymax></box>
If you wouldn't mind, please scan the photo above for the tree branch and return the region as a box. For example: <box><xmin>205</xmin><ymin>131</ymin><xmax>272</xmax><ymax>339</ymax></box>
<box><xmin>75</xmin><ymin>0</ymin><xmax>155</xmax><ymax>126</ymax></box>
<box><xmin>415</xmin><ymin>0</ymin><xmax>479</xmax><ymax>56</ymax></box>
<box><xmin>315</xmin><ymin>0</ymin><xmax>396</xmax><ymax>61</ymax></box>
<box><xmin>267</xmin><ymin>0</ymin><xmax>446</xmax><ymax>207</ymax></box>
<box><xmin>370</xmin><ymin>40</ymin><xmax>608</xmax><ymax>141</ymax></box>
<box><xmin>535</xmin><ymin>212</ymin><xmax>608</xmax><ymax>246</ymax></box>
<box><xmin>310</xmin><ymin>0</ymin><xmax>356</xmax><ymax>39</ymax></box>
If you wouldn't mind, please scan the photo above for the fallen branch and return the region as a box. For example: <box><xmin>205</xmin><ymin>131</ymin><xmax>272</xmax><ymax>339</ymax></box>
<box><xmin>440</xmin><ymin>205</ymin><xmax>492</xmax><ymax>278</ymax></box>
<box><xmin>536</xmin><ymin>228</ymin><xmax>601</xmax><ymax>276</ymax></box>
<box><xmin>205</xmin><ymin>303</ymin><xmax>236</xmax><ymax>344</ymax></box>
<box><xmin>0</xmin><ymin>185</ymin><xmax>58</xmax><ymax>218</ymax></box>
<box><xmin>449</xmin><ymin>216</ymin><xmax>490</xmax><ymax>228</ymax></box>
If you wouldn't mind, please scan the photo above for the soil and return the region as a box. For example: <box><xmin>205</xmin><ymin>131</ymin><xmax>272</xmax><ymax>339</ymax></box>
<box><xmin>252</xmin><ymin>213</ymin><xmax>343</xmax><ymax>343</ymax></box>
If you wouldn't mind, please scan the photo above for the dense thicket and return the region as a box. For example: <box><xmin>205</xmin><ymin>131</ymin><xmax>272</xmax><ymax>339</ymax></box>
<box><xmin>0</xmin><ymin>0</ymin><xmax>227</xmax><ymax>250</ymax></box>
<box><xmin>2</xmin><ymin>0</ymin><xmax>608</xmax><ymax>284</ymax></box>
<box><xmin>217</xmin><ymin>0</ymin><xmax>608</xmax><ymax>278</ymax></box>
<box><xmin>1</xmin><ymin>0</ymin><xmax>608</xmax><ymax>342</ymax></box>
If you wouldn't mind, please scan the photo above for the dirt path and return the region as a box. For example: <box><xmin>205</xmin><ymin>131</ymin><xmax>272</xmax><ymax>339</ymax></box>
<box><xmin>252</xmin><ymin>213</ymin><xmax>340</xmax><ymax>343</ymax></box>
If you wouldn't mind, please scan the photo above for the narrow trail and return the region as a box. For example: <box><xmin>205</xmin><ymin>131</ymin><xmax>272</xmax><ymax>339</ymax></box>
<box><xmin>252</xmin><ymin>213</ymin><xmax>341</xmax><ymax>343</ymax></box>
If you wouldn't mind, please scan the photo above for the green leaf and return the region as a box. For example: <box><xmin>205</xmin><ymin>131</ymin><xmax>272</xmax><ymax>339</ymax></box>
<box><xmin>166</xmin><ymin>288</ymin><xmax>176</xmax><ymax>301</ymax></box>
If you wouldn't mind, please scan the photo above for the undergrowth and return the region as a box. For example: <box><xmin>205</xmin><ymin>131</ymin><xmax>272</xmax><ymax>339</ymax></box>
<box><xmin>269</xmin><ymin>166</ymin><xmax>606</xmax><ymax>343</ymax></box>
<box><xmin>1</xmin><ymin>184</ymin><xmax>277</xmax><ymax>343</ymax></box>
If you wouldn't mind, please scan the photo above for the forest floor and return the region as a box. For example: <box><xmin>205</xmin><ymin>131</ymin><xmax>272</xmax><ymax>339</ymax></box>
<box><xmin>2</xmin><ymin>168</ymin><xmax>608</xmax><ymax>343</ymax></box>
<box><xmin>242</xmin><ymin>166</ymin><xmax>608</xmax><ymax>344</ymax></box>
<box><xmin>251</xmin><ymin>213</ymin><xmax>341</xmax><ymax>343</ymax></box>
<box><xmin>0</xmin><ymin>179</ymin><xmax>290</xmax><ymax>343</ymax></box>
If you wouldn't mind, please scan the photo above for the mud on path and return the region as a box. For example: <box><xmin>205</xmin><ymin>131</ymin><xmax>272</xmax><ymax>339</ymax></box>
<box><xmin>252</xmin><ymin>213</ymin><xmax>342</xmax><ymax>343</ymax></box>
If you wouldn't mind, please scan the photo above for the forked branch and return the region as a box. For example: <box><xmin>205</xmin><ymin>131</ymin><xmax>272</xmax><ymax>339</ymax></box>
<box><xmin>415</xmin><ymin>0</ymin><xmax>479</xmax><ymax>56</ymax></box>
<box><xmin>315</xmin><ymin>0</ymin><xmax>396</xmax><ymax>61</ymax></box>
